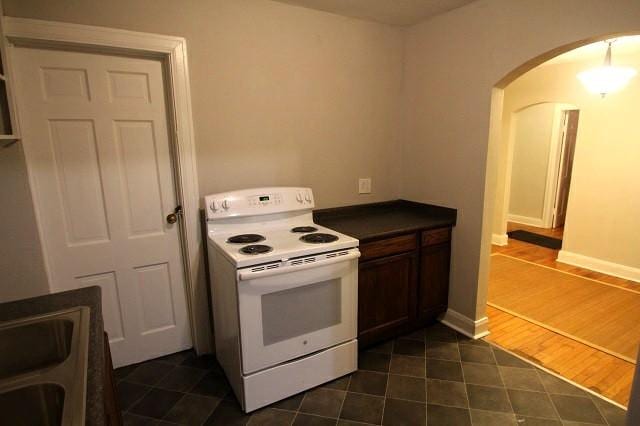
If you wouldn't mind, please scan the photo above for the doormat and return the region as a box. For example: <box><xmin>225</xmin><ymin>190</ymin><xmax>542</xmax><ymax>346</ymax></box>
<box><xmin>507</xmin><ymin>230</ymin><xmax>562</xmax><ymax>249</ymax></box>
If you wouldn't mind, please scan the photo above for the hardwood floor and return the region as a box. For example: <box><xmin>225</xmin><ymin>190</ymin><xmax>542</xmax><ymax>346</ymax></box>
<box><xmin>486</xmin><ymin>306</ymin><xmax>634</xmax><ymax>406</ymax></box>
<box><xmin>487</xmin><ymin>222</ymin><xmax>636</xmax><ymax>407</ymax></box>
<box><xmin>494</xmin><ymin>222</ymin><xmax>638</xmax><ymax>291</ymax></box>
<box><xmin>489</xmin><ymin>254</ymin><xmax>640</xmax><ymax>362</ymax></box>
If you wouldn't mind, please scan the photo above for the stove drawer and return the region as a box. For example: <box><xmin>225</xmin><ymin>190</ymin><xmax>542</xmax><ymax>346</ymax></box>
<box><xmin>242</xmin><ymin>339</ymin><xmax>357</xmax><ymax>412</ymax></box>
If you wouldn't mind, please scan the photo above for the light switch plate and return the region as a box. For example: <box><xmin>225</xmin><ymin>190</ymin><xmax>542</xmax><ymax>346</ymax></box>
<box><xmin>358</xmin><ymin>178</ymin><xmax>372</xmax><ymax>194</ymax></box>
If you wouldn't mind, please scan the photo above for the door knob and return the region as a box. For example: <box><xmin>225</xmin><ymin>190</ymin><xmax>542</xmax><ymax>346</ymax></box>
<box><xmin>166</xmin><ymin>205</ymin><xmax>182</xmax><ymax>224</ymax></box>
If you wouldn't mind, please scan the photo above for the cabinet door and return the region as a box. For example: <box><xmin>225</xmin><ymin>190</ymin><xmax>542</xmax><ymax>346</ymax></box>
<box><xmin>358</xmin><ymin>251</ymin><xmax>418</xmax><ymax>345</ymax></box>
<box><xmin>418</xmin><ymin>242</ymin><xmax>451</xmax><ymax>321</ymax></box>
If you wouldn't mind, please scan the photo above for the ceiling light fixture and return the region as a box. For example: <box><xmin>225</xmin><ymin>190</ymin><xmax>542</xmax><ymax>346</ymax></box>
<box><xmin>577</xmin><ymin>40</ymin><xmax>637</xmax><ymax>97</ymax></box>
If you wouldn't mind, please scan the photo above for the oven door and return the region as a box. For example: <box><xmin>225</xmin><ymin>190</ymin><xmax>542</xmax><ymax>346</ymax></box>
<box><xmin>237</xmin><ymin>249</ymin><xmax>359</xmax><ymax>375</ymax></box>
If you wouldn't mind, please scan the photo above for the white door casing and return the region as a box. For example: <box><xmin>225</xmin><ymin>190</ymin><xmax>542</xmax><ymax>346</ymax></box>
<box><xmin>13</xmin><ymin>47</ymin><xmax>191</xmax><ymax>366</ymax></box>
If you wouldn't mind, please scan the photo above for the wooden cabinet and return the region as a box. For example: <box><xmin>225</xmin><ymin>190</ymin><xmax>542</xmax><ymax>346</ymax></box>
<box><xmin>358</xmin><ymin>227</ymin><xmax>452</xmax><ymax>348</ymax></box>
<box><xmin>418</xmin><ymin>229</ymin><xmax>451</xmax><ymax>321</ymax></box>
<box><xmin>358</xmin><ymin>251</ymin><xmax>418</xmax><ymax>346</ymax></box>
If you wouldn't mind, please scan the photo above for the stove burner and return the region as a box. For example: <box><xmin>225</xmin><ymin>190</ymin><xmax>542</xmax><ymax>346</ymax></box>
<box><xmin>227</xmin><ymin>234</ymin><xmax>265</xmax><ymax>244</ymax></box>
<box><xmin>240</xmin><ymin>244</ymin><xmax>273</xmax><ymax>255</ymax></box>
<box><xmin>291</xmin><ymin>226</ymin><xmax>318</xmax><ymax>233</ymax></box>
<box><xmin>300</xmin><ymin>233</ymin><xmax>339</xmax><ymax>244</ymax></box>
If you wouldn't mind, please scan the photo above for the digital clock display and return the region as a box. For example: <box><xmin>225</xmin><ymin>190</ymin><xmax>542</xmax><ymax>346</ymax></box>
<box><xmin>259</xmin><ymin>196</ymin><xmax>270</xmax><ymax>202</ymax></box>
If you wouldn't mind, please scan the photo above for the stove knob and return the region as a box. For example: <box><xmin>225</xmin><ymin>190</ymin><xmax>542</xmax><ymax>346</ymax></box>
<box><xmin>304</xmin><ymin>193</ymin><xmax>311</xmax><ymax>203</ymax></box>
<box><xmin>210</xmin><ymin>200</ymin><xmax>219</xmax><ymax>212</ymax></box>
<box><xmin>222</xmin><ymin>199</ymin><xmax>230</xmax><ymax>210</ymax></box>
<box><xmin>296</xmin><ymin>192</ymin><xmax>303</xmax><ymax>203</ymax></box>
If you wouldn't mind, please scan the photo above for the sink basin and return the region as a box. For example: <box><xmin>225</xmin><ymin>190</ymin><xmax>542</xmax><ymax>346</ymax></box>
<box><xmin>0</xmin><ymin>307</ymin><xmax>90</xmax><ymax>426</ymax></box>
<box><xmin>0</xmin><ymin>319</ymin><xmax>73</xmax><ymax>379</ymax></box>
<box><xmin>0</xmin><ymin>383</ymin><xmax>65</xmax><ymax>426</ymax></box>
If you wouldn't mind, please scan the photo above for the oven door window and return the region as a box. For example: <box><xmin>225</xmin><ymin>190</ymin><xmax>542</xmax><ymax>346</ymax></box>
<box><xmin>261</xmin><ymin>279</ymin><xmax>341</xmax><ymax>346</ymax></box>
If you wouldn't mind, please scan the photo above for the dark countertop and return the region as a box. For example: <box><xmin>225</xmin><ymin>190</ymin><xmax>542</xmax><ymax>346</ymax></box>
<box><xmin>314</xmin><ymin>200</ymin><xmax>457</xmax><ymax>243</ymax></box>
<box><xmin>0</xmin><ymin>286</ymin><xmax>105</xmax><ymax>426</ymax></box>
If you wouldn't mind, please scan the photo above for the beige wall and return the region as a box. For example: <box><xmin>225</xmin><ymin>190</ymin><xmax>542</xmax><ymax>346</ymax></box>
<box><xmin>0</xmin><ymin>142</ymin><xmax>49</xmax><ymax>302</ymax></box>
<box><xmin>402</xmin><ymin>0</ymin><xmax>640</xmax><ymax>323</ymax></box>
<box><xmin>507</xmin><ymin>103</ymin><xmax>556</xmax><ymax>221</ymax></box>
<box><xmin>498</xmin><ymin>57</ymin><xmax>640</xmax><ymax>269</ymax></box>
<box><xmin>3</xmin><ymin>0</ymin><xmax>404</xmax><ymax>208</ymax></box>
<box><xmin>1</xmin><ymin>0</ymin><xmax>404</xmax><ymax>301</ymax></box>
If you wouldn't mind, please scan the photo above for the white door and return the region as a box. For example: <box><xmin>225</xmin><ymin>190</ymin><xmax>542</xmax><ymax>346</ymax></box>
<box><xmin>13</xmin><ymin>47</ymin><xmax>192</xmax><ymax>367</ymax></box>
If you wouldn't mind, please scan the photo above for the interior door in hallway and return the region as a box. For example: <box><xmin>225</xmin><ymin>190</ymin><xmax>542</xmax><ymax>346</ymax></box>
<box><xmin>13</xmin><ymin>47</ymin><xmax>192</xmax><ymax>367</ymax></box>
<box><xmin>553</xmin><ymin>109</ymin><xmax>580</xmax><ymax>228</ymax></box>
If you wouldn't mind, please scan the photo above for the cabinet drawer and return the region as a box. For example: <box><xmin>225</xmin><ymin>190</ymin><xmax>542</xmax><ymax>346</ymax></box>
<box><xmin>360</xmin><ymin>234</ymin><xmax>417</xmax><ymax>261</ymax></box>
<box><xmin>421</xmin><ymin>228</ymin><xmax>451</xmax><ymax>246</ymax></box>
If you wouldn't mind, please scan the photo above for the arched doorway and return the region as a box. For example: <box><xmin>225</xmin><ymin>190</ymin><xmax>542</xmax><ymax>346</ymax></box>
<box><xmin>480</xmin><ymin>33</ymin><xmax>640</xmax><ymax>407</ymax></box>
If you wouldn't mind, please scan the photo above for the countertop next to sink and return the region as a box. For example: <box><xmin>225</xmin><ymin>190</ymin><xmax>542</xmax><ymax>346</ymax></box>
<box><xmin>0</xmin><ymin>286</ymin><xmax>105</xmax><ymax>426</ymax></box>
<box><xmin>314</xmin><ymin>199</ymin><xmax>457</xmax><ymax>243</ymax></box>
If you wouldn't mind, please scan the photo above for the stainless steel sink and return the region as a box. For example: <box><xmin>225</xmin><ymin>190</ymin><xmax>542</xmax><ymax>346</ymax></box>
<box><xmin>0</xmin><ymin>318</ymin><xmax>74</xmax><ymax>379</ymax></box>
<box><xmin>0</xmin><ymin>307</ymin><xmax>90</xmax><ymax>426</ymax></box>
<box><xmin>0</xmin><ymin>383</ymin><xmax>65</xmax><ymax>425</ymax></box>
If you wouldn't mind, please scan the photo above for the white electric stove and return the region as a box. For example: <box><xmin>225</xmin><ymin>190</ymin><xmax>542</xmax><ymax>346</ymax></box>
<box><xmin>205</xmin><ymin>187</ymin><xmax>359</xmax><ymax>412</ymax></box>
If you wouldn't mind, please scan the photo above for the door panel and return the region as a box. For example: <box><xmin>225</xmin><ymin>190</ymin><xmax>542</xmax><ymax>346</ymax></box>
<box><xmin>76</xmin><ymin>272</ymin><xmax>125</xmax><ymax>343</ymax></box>
<box><xmin>135</xmin><ymin>262</ymin><xmax>176</xmax><ymax>333</ymax></box>
<box><xmin>14</xmin><ymin>47</ymin><xmax>191</xmax><ymax>366</ymax></box>
<box><xmin>49</xmin><ymin>119</ymin><xmax>110</xmax><ymax>245</ymax></box>
<box><xmin>108</xmin><ymin>71</ymin><xmax>151</xmax><ymax>103</ymax></box>
<box><xmin>419</xmin><ymin>243</ymin><xmax>451</xmax><ymax>320</ymax></box>
<box><xmin>41</xmin><ymin>67</ymin><xmax>90</xmax><ymax>101</ymax></box>
<box><xmin>113</xmin><ymin>120</ymin><xmax>165</xmax><ymax>237</ymax></box>
<box><xmin>358</xmin><ymin>251</ymin><xmax>418</xmax><ymax>344</ymax></box>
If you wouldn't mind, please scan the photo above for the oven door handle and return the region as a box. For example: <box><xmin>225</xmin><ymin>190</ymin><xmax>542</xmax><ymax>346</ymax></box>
<box><xmin>238</xmin><ymin>249</ymin><xmax>360</xmax><ymax>281</ymax></box>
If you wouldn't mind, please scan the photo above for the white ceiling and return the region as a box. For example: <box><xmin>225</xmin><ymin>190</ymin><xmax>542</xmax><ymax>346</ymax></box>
<box><xmin>271</xmin><ymin>0</ymin><xmax>477</xmax><ymax>26</ymax></box>
<box><xmin>544</xmin><ymin>36</ymin><xmax>640</xmax><ymax>66</ymax></box>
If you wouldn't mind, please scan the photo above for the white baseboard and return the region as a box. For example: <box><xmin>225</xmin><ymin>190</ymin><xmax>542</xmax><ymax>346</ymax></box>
<box><xmin>440</xmin><ymin>309</ymin><xmax>490</xmax><ymax>339</ymax></box>
<box><xmin>507</xmin><ymin>214</ymin><xmax>544</xmax><ymax>227</ymax></box>
<box><xmin>557</xmin><ymin>250</ymin><xmax>640</xmax><ymax>283</ymax></box>
<box><xmin>492</xmin><ymin>233</ymin><xmax>508</xmax><ymax>246</ymax></box>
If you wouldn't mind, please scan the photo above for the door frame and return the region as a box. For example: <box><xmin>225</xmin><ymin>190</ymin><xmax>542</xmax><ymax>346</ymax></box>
<box><xmin>502</xmin><ymin>102</ymin><xmax>577</xmax><ymax>231</ymax></box>
<box><xmin>3</xmin><ymin>17</ymin><xmax>211</xmax><ymax>353</ymax></box>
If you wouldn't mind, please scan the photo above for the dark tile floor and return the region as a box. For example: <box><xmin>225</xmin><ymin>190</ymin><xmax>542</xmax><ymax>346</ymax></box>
<box><xmin>115</xmin><ymin>323</ymin><xmax>627</xmax><ymax>425</ymax></box>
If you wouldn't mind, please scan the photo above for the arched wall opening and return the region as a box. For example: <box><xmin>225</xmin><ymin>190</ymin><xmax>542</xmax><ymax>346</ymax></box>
<box><xmin>478</xmin><ymin>31</ymin><xmax>640</xmax><ymax>336</ymax></box>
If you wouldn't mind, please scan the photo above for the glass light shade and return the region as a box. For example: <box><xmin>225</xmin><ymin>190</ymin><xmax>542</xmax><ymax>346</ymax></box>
<box><xmin>577</xmin><ymin>66</ymin><xmax>637</xmax><ymax>96</ymax></box>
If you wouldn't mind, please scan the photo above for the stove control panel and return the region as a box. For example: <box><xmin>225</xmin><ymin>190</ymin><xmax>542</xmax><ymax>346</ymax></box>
<box><xmin>248</xmin><ymin>192</ymin><xmax>283</xmax><ymax>206</ymax></box>
<box><xmin>205</xmin><ymin>187</ymin><xmax>315</xmax><ymax>220</ymax></box>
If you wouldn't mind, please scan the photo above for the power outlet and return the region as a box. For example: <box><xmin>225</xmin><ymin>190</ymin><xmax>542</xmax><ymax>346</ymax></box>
<box><xmin>358</xmin><ymin>178</ymin><xmax>372</xmax><ymax>194</ymax></box>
